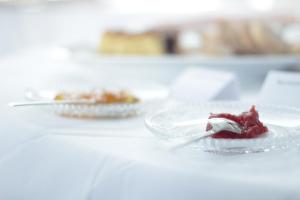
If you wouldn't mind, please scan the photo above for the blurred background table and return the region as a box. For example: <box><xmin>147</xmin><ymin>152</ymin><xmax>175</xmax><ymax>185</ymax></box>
<box><xmin>1</xmin><ymin>0</ymin><xmax>300</xmax><ymax>55</ymax></box>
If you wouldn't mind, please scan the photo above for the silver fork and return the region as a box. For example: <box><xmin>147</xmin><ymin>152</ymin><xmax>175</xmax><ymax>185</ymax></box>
<box><xmin>8</xmin><ymin>100</ymin><xmax>96</xmax><ymax>107</ymax></box>
<box><xmin>164</xmin><ymin>118</ymin><xmax>243</xmax><ymax>151</ymax></box>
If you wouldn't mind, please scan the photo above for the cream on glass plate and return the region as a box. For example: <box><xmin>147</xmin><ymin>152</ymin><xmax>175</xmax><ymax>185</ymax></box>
<box><xmin>145</xmin><ymin>102</ymin><xmax>300</xmax><ymax>154</ymax></box>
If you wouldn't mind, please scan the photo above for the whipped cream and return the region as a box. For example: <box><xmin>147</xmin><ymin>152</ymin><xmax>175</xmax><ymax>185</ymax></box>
<box><xmin>207</xmin><ymin>118</ymin><xmax>242</xmax><ymax>134</ymax></box>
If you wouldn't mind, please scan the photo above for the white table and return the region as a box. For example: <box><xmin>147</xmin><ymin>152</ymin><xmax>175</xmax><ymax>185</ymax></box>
<box><xmin>1</xmin><ymin>48</ymin><xmax>300</xmax><ymax>200</ymax></box>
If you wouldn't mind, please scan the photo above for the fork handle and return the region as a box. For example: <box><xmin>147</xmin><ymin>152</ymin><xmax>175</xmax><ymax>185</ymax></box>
<box><xmin>8</xmin><ymin>100</ymin><xmax>95</xmax><ymax>107</ymax></box>
<box><xmin>164</xmin><ymin>130</ymin><xmax>215</xmax><ymax>151</ymax></box>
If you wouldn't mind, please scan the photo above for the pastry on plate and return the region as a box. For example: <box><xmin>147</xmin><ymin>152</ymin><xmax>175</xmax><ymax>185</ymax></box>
<box><xmin>200</xmin><ymin>19</ymin><xmax>290</xmax><ymax>55</ymax></box>
<box><xmin>54</xmin><ymin>89</ymin><xmax>139</xmax><ymax>104</ymax></box>
<box><xmin>98</xmin><ymin>31</ymin><xmax>177</xmax><ymax>55</ymax></box>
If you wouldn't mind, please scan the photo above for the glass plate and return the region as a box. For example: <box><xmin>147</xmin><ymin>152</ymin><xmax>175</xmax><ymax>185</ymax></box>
<box><xmin>145</xmin><ymin>102</ymin><xmax>300</xmax><ymax>154</ymax></box>
<box><xmin>25</xmin><ymin>82</ymin><xmax>169</xmax><ymax>118</ymax></box>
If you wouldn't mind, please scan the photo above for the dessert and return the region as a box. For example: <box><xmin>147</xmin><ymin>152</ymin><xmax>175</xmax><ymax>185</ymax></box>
<box><xmin>98</xmin><ymin>31</ymin><xmax>177</xmax><ymax>55</ymax></box>
<box><xmin>54</xmin><ymin>89</ymin><xmax>139</xmax><ymax>104</ymax></box>
<box><xmin>206</xmin><ymin>105</ymin><xmax>268</xmax><ymax>139</ymax></box>
<box><xmin>200</xmin><ymin>19</ymin><xmax>289</xmax><ymax>55</ymax></box>
<box><xmin>97</xmin><ymin>17</ymin><xmax>300</xmax><ymax>56</ymax></box>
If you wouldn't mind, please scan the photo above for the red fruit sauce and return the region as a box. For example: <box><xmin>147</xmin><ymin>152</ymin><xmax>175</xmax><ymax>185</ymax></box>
<box><xmin>206</xmin><ymin>105</ymin><xmax>268</xmax><ymax>139</ymax></box>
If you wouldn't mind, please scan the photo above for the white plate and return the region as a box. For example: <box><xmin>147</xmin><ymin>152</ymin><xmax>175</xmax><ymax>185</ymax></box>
<box><xmin>145</xmin><ymin>102</ymin><xmax>300</xmax><ymax>154</ymax></box>
<box><xmin>25</xmin><ymin>81</ymin><xmax>169</xmax><ymax>118</ymax></box>
<box><xmin>67</xmin><ymin>44</ymin><xmax>300</xmax><ymax>72</ymax></box>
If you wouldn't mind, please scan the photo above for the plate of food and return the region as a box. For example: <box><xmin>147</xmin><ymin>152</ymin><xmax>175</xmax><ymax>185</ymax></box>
<box><xmin>10</xmin><ymin>82</ymin><xmax>169</xmax><ymax>119</ymax></box>
<box><xmin>145</xmin><ymin>102</ymin><xmax>300</xmax><ymax>154</ymax></box>
<box><xmin>67</xmin><ymin>17</ymin><xmax>300</xmax><ymax>72</ymax></box>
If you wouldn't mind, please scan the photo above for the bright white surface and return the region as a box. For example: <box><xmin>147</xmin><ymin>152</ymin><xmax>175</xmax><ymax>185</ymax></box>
<box><xmin>171</xmin><ymin>67</ymin><xmax>239</xmax><ymax>102</ymax></box>
<box><xmin>1</xmin><ymin>48</ymin><xmax>300</xmax><ymax>200</ymax></box>
<box><xmin>259</xmin><ymin>70</ymin><xmax>300</xmax><ymax>108</ymax></box>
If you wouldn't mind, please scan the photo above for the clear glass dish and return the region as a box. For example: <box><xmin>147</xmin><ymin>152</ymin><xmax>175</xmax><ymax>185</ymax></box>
<box><xmin>25</xmin><ymin>82</ymin><xmax>169</xmax><ymax>119</ymax></box>
<box><xmin>145</xmin><ymin>102</ymin><xmax>300</xmax><ymax>154</ymax></box>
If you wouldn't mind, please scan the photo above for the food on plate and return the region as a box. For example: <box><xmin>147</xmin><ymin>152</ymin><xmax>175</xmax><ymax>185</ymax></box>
<box><xmin>98</xmin><ymin>31</ymin><xmax>177</xmax><ymax>55</ymax></box>
<box><xmin>54</xmin><ymin>89</ymin><xmax>140</xmax><ymax>104</ymax></box>
<box><xmin>206</xmin><ymin>105</ymin><xmax>268</xmax><ymax>139</ymax></box>
<box><xmin>98</xmin><ymin>17</ymin><xmax>300</xmax><ymax>56</ymax></box>
<box><xmin>200</xmin><ymin>19</ymin><xmax>289</xmax><ymax>55</ymax></box>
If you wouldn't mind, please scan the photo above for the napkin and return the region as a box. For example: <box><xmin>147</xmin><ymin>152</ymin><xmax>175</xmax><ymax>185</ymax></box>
<box><xmin>170</xmin><ymin>67</ymin><xmax>240</xmax><ymax>103</ymax></box>
<box><xmin>259</xmin><ymin>70</ymin><xmax>300</xmax><ymax>107</ymax></box>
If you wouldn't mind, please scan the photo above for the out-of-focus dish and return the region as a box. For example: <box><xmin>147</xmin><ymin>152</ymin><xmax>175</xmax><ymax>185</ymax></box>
<box><xmin>24</xmin><ymin>84</ymin><xmax>169</xmax><ymax>118</ymax></box>
<box><xmin>97</xmin><ymin>17</ymin><xmax>300</xmax><ymax>56</ymax></box>
<box><xmin>99</xmin><ymin>31</ymin><xmax>177</xmax><ymax>55</ymax></box>
<box><xmin>198</xmin><ymin>19</ymin><xmax>290</xmax><ymax>55</ymax></box>
<box><xmin>54</xmin><ymin>89</ymin><xmax>139</xmax><ymax>104</ymax></box>
<box><xmin>69</xmin><ymin>44</ymin><xmax>300</xmax><ymax>73</ymax></box>
<box><xmin>66</xmin><ymin>16</ymin><xmax>300</xmax><ymax>80</ymax></box>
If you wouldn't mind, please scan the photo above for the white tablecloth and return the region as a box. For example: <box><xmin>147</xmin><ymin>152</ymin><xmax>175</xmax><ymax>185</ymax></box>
<box><xmin>1</xmin><ymin>48</ymin><xmax>300</xmax><ymax>200</ymax></box>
